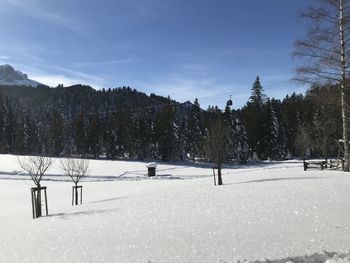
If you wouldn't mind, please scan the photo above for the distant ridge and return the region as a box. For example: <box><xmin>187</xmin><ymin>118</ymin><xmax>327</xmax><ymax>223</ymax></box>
<box><xmin>0</xmin><ymin>64</ymin><xmax>41</xmax><ymax>87</ymax></box>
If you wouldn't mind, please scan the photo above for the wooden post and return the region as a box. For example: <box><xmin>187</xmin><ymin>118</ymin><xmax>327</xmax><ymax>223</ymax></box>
<box><xmin>30</xmin><ymin>186</ymin><xmax>48</xmax><ymax>219</ymax></box>
<box><xmin>218</xmin><ymin>163</ymin><xmax>223</xmax><ymax>185</ymax></box>
<box><xmin>212</xmin><ymin>166</ymin><xmax>217</xmax><ymax>186</ymax></box>
<box><xmin>31</xmin><ymin>190</ymin><xmax>35</xmax><ymax>219</ymax></box>
<box><xmin>44</xmin><ymin>188</ymin><xmax>48</xmax><ymax>216</ymax></box>
<box><xmin>71</xmin><ymin>187</ymin><xmax>74</xmax><ymax>206</ymax></box>
<box><xmin>72</xmin><ymin>185</ymin><xmax>83</xmax><ymax>205</ymax></box>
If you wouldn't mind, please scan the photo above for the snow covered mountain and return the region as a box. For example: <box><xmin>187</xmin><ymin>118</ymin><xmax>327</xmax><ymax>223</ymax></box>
<box><xmin>0</xmin><ymin>64</ymin><xmax>41</xmax><ymax>87</ymax></box>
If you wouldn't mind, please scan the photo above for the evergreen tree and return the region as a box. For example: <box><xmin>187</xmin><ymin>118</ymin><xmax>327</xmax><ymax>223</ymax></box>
<box><xmin>185</xmin><ymin>98</ymin><xmax>202</xmax><ymax>161</ymax></box>
<box><xmin>262</xmin><ymin>100</ymin><xmax>279</xmax><ymax>160</ymax></box>
<box><xmin>87</xmin><ymin>114</ymin><xmax>102</xmax><ymax>158</ymax></box>
<box><xmin>243</xmin><ymin>76</ymin><xmax>267</xmax><ymax>159</ymax></box>
<box><xmin>23</xmin><ymin>111</ymin><xmax>40</xmax><ymax>155</ymax></box>
<box><xmin>0</xmin><ymin>93</ymin><xmax>7</xmax><ymax>153</ymax></box>
<box><xmin>48</xmin><ymin>110</ymin><xmax>65</xmax><ymax>156</ymax></box>
<box><xmin>104</xmin><ymin>113</ymin><xmax>119</xmax><ymax>159</ymax></box>
<box><xmin>232</xmin><ymin>115</ymin><xmax>249</xmax><ymax>163</ymax></box>
<box><xmin>249</xmin><ymin>76</ymin><xmax>266</xmax><ymax>105</ymax></box>
<box><xmin>74</xmin><ymin>113</ymin><xmax>87</xmax><ymax>156</ymax></box>
<box><xmin>156</xmin><ymin>98</ymin><xmax>180</xmax><ymax>161</ymax></box>
<box><xmin>134</xmin><ymin>108</ymin><xmax>155</xmax><ymax>160</ymax></box>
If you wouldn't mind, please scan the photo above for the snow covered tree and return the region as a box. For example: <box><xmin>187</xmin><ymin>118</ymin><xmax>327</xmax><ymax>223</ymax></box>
<box><xmin>0</xmin><ymin>93</ymin><xmax>7</xmax><ymax>153</ymax></box>
<box><xmin>73</xmin><ymin>113</ymin><xmax>87</xmax><ymax>156</ymax></box>
<box><xmin>185</xmin><ymin>98</ymin><xmax>203</xmax><ymax>162</ymax></box>
<box><xmin>133</xmin><ymin>108</ymin><xmax>155</xmax><ymax>160</ymax></box>
<box><xmin>249</xmin><ymin>76</ymin><xmax>267</xmax><ymax>105</ymax></box>
<box><xmin>87</xmin><ymin>114</ymin><xmax>102</xmax><ymax>158</ymax></box>
<box><xmin>156</xmin><ymin>98</ymin><xmax>180</xmax><ymax>161</ymax></box>
<box><xmin>4</xmin><ymin>98</ymin><xmax>16</xmax><ymax>153</ymax></box>
<box><xmin>232</xmin><ymin>115</ymin><xmax>249</xmax><ymax>163</ymax></box>
<box><xmin>295</xmin><ymin>124</ymin><xmax>313</xmax><ymax>159</ymax></box>
<box><xmin>262</xmin><ymin>100</ymin><xmax>280</xmax><ymax>160</ymax></box>
<box><xmin>104</xmin><ymin>114</ymin><xmax>119</xmax><ymax>159</ymax></box>
<box><xmin>48</xmin><ymin>110</ymin><xmax>65</xmax><ymax>156</ymax></box>
<box><xmin>243</xmin><ymin>76</ymin><xmax>267</xmax><ymax>159</ymax></box>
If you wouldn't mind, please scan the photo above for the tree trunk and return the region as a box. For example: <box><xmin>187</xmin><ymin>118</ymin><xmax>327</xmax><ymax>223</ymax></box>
<box><xmin>36</xmin><ymin>184</ymin><xmax>42</xmax><ymax>218</ymax></box>
<box><xmin>75</xmin><ymin>182</ymin><xmax>78</xmax><ymax>205</ymax></box>
<box><xmin>218</xmin><ymin>163</ymin><xmax>223</xmax><ymax>185</ymax></box>
<box><xmin>339</xmin><ymin>0</ymin><xmax>350</xmax><ymax>171</ymax></box>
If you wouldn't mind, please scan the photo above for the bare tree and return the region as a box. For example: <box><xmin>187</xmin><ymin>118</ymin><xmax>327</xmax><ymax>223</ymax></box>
<box><xmin>18</xmin><ymin>156</ymin><xmax>52</xmax><ymax>187</ymax></box>
<box><xmin>17</xmin><ymin>156</ymin><xmax>52</xmax><ymax>218</ymax></box>
<box><xmin>205</xmin><ymin>118</ymin><xmax>230</xmax><ymax>185</ymax></box>
<box><xmin>60</xmin><ymin>158</ymin><xmax>89</xmax><ymax>205</ymax></box>
<box><xmin>293</xmin><ymin>0</ymin><xmax>350</xmax><ymax>170</ymax></box>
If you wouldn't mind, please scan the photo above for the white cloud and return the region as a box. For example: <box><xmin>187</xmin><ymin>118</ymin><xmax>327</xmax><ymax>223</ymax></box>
<box><xmin>134</xmin><ymin>73</ymin><xmax>238</xmax><ymax>109</ymax></box>
<box><xmin>132</xmin><ymin>1</ymin><xmax>160</xmax><ymax>19</ymax></box>
<box><xmin>23</xmin><ymin>64</ymin><xmax>107</xmax><ymax>89</ymax></box>
<box><xmin>1</xmin><ymin>0</ymin><xmax>86</xmax><ymax>34</ymax></box>
<box><xmin>30</xmin><ymin>73</ymin><xmax>104</xmax><ymax>89</ymax></box>
<box><xmin>31</xmin><ymin>74</ymin><xmax>80</xmax><ymax>87</ymax></box>
<box><xmin>74</xmin><ymin>57</ymin><xmax>137</xmax><ymax>68</ymax></box>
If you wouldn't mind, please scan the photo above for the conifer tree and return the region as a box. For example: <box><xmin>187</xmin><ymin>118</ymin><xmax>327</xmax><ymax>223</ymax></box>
<box><xmin>0</xmin><ymin>93</ymin><xmax>7</xmax><ymax>153</ymax></box>
<box><xmin>104</xmin><ymin>114</ymin><xmax>119</xmax><ymax>159</ymax></box>
<box><xmin>232</xmin><ymin>115</ymin><xmax>250</xmax><ymax>163</ymax></box>
<box><xmin>134</xmin><ymin>108</ymin><xmax>155</xmax><ymax>160</ymax></box>
<box><xmin>244</xmin><ymin>76</ymin><xmax>267</xmax><ymax>159</ymax></box>
<box><xmin>156</xmin><ymin>98</ymin><xmax>180</xmax><ymax>161</ymax></box>
<box><xmin>262</xmin><ymin>100</ymin><xmax>280</xmax><ymax>160</ymax></box>
<box><xmin>4</xmin><ymin>98</ymin><xmax>16</xmax><ymax>153</ymax></box>
<box><xmin>87</xmin><ymin>114</ymin><xmax>102</xmax><ymax>158</ymax></box>
<box><xmin>48</xmin><ymin>110</ymin><xmax>65</xmax><ymax>156</ymax></box>
<box><xmin>74</xmin><ymin>113</ymin><xmax>86</xmax><ymax>156</ymax></box>
<box><xmin>185</xmin><ymin>98</ymin><xmax>202</xmax><ymax>162</ymax></box>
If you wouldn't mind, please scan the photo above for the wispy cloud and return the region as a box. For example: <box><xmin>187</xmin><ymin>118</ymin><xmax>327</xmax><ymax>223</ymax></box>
<box><xmin>0</xmin><ymin>55</ymin><xmax>9</xmax><ymax>60</ymax></box>
<box><xmin>132</xmin><ymin>1</ymin><xmax>161</xmax><ymax>19</ymax></box>
<box><xmin>1</xmin><ymin>0</ymin><xmax>86</xmax><ymax>34</ymax></box>
<box><xmin>134</xmin><ymin>72</ymin><xmax>237</xmax><ymax>109</ymax></box>
<box><xmin>19</xmin><ymin>63</ymin><xmax>108</xmax><ymax>89</ymax></box>
<box><xmin>74</xmin><ymin>57</ymin><xmax>137</xmax><ymax>68</ymax></box>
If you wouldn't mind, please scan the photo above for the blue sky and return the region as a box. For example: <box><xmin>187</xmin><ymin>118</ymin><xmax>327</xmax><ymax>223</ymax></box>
<box><xmin>0</xmin><ymin>0</ymin><xmax>313</xmax><ymax>109</ymax></box>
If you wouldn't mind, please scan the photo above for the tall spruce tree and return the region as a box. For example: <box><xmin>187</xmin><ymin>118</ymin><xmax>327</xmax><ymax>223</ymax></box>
<box><xmin>87</xmin><ymin>114</ymin><xmax>101</xmax><ymax>158</ymax></box>
<box><xmin>104</xmin><ymin>113</ymin><xmax>119</xmax><ymax>159</ymax></box>
<box><xmin>232</xmin><ymin>115</ymin><xmax>250</xmax><ymax>163</ymax></box>
<box><xmin>74</xmin><ymin>113</ymin><xmax>87</xmax><ymax>156</ymax></box>
<box><xmin>48</xmin><ymin>110</ymin><xmax>65</xmax><ymax>156</ymax></box>
<box><xmin>244</xmin><ymin>76</ymin><xmax>267</xmax><ymax>159</ymax></box>
<box><xmin>262</xmin><ymin>100</ymin><xmax>280</xmax><ymax>160</ymax></box>
<box><xmin>4</xmin><ymin>98</ymin><xmax>16</xmax><ymax>153</ymax></box>
<box><xmin>185</xmin><ymin>98</ymin><xmax>202</xmax><ymax>162</ymax></box>
<box><xmin>0</xmin><ymin>93</ymin><xmax>7</xmax><ymax>153</ymax></box>
<box><xmin>156</xmin><ymin>98</ymin><xmax>180</xmax><ymax>161</ymax></box>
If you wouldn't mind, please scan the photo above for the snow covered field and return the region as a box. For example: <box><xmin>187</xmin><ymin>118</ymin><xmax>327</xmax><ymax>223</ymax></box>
<box><xmin>0</xmin><ymin>154</ymin><xmax>349</xmax><ymax>262</ymax></box>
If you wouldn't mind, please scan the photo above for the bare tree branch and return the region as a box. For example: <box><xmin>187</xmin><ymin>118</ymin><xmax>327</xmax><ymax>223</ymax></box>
<box><xmin>17</xmin><ymin>156</ymin><xmax>52</xmax><ymax>186</ymax></box>
<box><xmin>60</xmin><ymin>158</ymin><xmax>89</xmax><ymax>185</ymax></box>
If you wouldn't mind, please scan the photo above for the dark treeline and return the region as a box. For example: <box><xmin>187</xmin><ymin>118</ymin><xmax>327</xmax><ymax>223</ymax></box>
<box><xmin>0</xmin><ymin>77</ymin><xmax>344</xmax><ymax>162</ymax></box>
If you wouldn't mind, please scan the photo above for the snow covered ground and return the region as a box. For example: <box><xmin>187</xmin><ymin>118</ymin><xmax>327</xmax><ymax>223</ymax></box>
<box><xmin>0</xmin><ymin>154</ymin><xmax>349</xmax><ymax>263</ymax></box>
